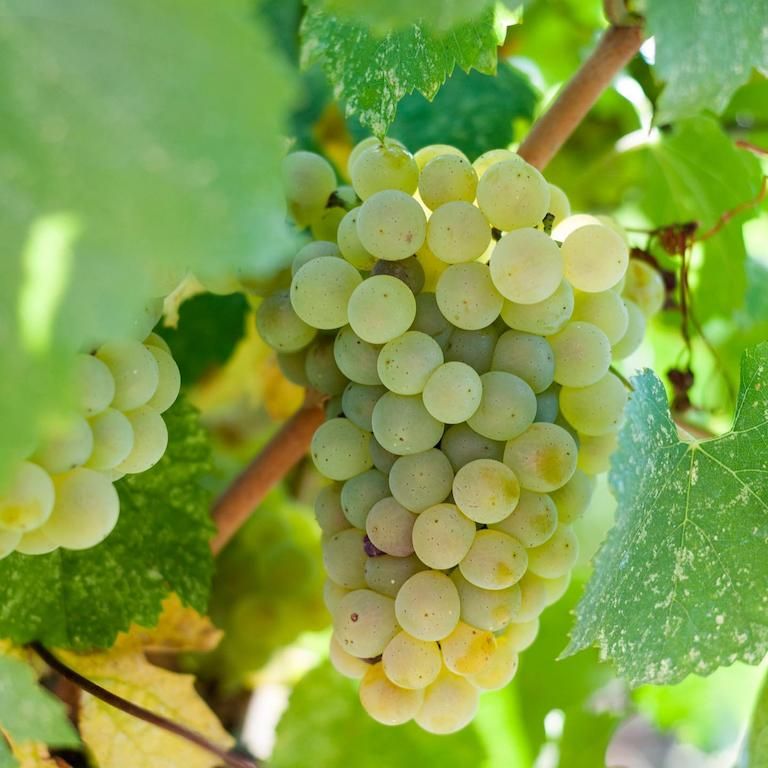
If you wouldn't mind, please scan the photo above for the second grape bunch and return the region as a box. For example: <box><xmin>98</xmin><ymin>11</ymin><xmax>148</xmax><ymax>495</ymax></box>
<box><xmin>260</xmin><ymin>137</ymin><xmax>664</xmax><ymax>733</ymax></box>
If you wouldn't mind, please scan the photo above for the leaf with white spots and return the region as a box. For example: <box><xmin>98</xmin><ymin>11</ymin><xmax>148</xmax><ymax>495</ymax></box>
<box><xmin>566</xmin><ymin>343</ymin><xmax>768</xmax><ymax>685</ymax></box>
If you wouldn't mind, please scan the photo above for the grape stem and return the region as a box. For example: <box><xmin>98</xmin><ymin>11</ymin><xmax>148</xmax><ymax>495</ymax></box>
<box><xmin>31</xmin><ymin>643</ymin><xmax>261</xmax><ymax>768</ymax></box>
<box><xmin>518</xmin><ymin>24</ymin><xmax>645</xmax><ymax>170</ymax></box>
<box><xmin>210</xmin><ymin>390</ymin><xmax>327</xmax><ymax>555</ymax></box>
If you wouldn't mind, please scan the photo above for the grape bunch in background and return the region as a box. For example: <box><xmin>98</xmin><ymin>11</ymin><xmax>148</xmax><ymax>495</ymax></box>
<box><xmin>259</xmin><ymin>137</ymin><xmax>665</xmax><ymax>734</ymax></box>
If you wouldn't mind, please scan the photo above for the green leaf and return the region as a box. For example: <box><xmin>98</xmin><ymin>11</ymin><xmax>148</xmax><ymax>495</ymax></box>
<box><xmin>272</xmin><ymin>661</ymin><xmax>486</xmax><ymax>768</ymax></box>
<box><xmin>558</xmin><ymin>707</ymin><xmax>619</xmax><ymax>768</ymax></box>
<box><xmin>748</xmin><ymin>672</ymin><xmax>768</xmax><ymax>767</ymax></box>
<box><xmin>300</xmin><ymin>3</ymin><xmax>500</xmax><ymax>136</ymax></box>
<box><xmin>566</xmin><ymin>343</ymin><xmax>768</xmax><ymax>685</ymax></box>
<box><xmin>0</xmin><ymin>656</ymin><xmax>80</xmax><ymax>758</ymax></box>
<box><xmin>647</xmin><ymin>0</ymin><xmax>768</xmax><ymax>123</ymax></box>
<box><xmin>0</xmin><ymin>398</ymin><xmax>215</xmax><ymax>649</ymax></box>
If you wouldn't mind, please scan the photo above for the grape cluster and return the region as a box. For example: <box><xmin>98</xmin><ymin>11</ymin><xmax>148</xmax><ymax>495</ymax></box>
<box><xmin>0</xmin><ymin>334</ymin><xmax>181</xmax><ymax>560</ymax></box>
<box><xmin>260</xmin><ymin>138</ymin><xmax>664</xmax><ymax>733</ymax></box>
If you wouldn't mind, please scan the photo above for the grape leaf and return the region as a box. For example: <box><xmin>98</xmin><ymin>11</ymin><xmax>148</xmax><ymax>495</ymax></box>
<box><xmin>558</xmin><ymin>708</ymin><xmax>620</xmax><ymax>768</ymax></box>
<box><xmin>748</xmin><ymin>672</ymin><xmax>768</xmax><ymax>767</ymax></box>
<box><xmin>647</xmin><ymin>0</ymin><xmax>768</xmax><ymax>123</ymax></box>
<box><xmin>566</xmin><ymin>343</ymin><xmax>768</xmax><ymax>685</ymax></box>
<box><xmin>0</xmin><ymin>398</ymin><xmax>215</xmax><ymax>649</ymax></box>
<box><xmin>300</xmin><ymin>2</ymin><xmax>500</xmax><ymax>136</ymax></box>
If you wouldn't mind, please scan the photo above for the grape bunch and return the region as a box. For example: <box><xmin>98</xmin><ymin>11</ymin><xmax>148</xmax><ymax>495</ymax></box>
<box><xmin>0</xmin><ymin>333</ymin><xmax>181</xmax><ymax>560</ymax></box>
<box><xmin>258</xmin><ymin>137</ymin><xmax>664</xmax><ymax>733</ymax></box>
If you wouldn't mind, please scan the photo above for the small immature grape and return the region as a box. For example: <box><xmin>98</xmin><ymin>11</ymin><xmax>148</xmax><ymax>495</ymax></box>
<box><xmin>526</xmin><ymin>525</ymin><xmax>579</xmax><ymax>579</ymax></box>
<box><xmin>383</xmin><ymin>631</ymin><xmax>442</xmax><ymax>689</ymax></box>
<box><xmin>477</xmin><ymin>158</ymin><xmax>550</xmax><ymax>231</ymax></box>
<box><xmin>0</xmin><ymin>462</ymin><xmax>55</xmax><ymax>533</ymax></box>
<box><xmin>501</xmin><ymin>280</ymin><xmax>574</xmax><ymax>336</ymax></box>
<box><xmin>503</xmin><ymin>422</ymin><xmax>577</xmax><ymax>493</ymax></box>
<box><xmin>436</xmin><ymin>262</ymin><xmax>503</xmax><ymax>330</ymax></box>
<box><xmin>350</xmin><ymin>143</ymin><xmax>419</xmax><ymax>199</ymax></box>
<box><xmin>411</xmin><ymin>503</ymin><xmax>476</xmax><ymax>569</ymax></box>
<box><xmin>562</xmin><ymin>224</ymin><xmax>629</xmax><ymax>292</ymax></box>
<box><xmin>415</xmin><ymin>670</ymin><xmax>479</xmax><ymax>734</ymax></box>
<box><xmin>559</xmin><ymin>372</ymin><xmax>628</xmax><ymax>436</ymax></box>
<box><xmin>548</xmin><ymin>321</ymin><xmax>611</xmax><ymax>388</ymax></box>
<box><xmin>427</xmin><ymin>201</ymin><xmax>491</xmax><ymax>264</ymax></box>
<box><xmin>388</xmin><ymin>449</ymin><xmax>454</xmax><ymax>513</ymax></box>
<box><xmin>459</xmin><ymin>529</ymin><xmax>528</xmax><ymax>590</ymax></box>
<box><xmin>452</xmin><ymin>459</ymin><xmax>520</xmax><ymax>525</ymax></box>
<box><xmin>365</xmin><ymin>497</ymin><xmax>417</xmax><ymax>556</ymax></box>
<box><xmin>395</xmin><ymin>570</ymin><xmax>461</xmax><ymax>641</ymax></box>
<box><xmin>359</xmin><ymin>663</ymin><xmax>424</xmax><ymax>726</ymax></box>
<box><xmin>283</xmin><ymin>151</ymin><xmax>336</xmax><ymax>227</ymax></box>
<box><xmin>341</xmin><ymin>469</ymin><xmax>390</xmax><ymax>528</ymax></box>
<box><xmin>311</xmin><ymin>418</ymin><xmax>372</xmax><ymax>481</ymax></box>
<box><xmin>323</xmin><ymin>528</ymin><xmax>368</xmax><ymax>589</ymax></box>
<box><xmin>491</xmin><ymin>490</ymin><xmax>558</xmax><ymax>548</ymax></box>
<box><xmin>468</xmin><ymin>371</ymin><xmax>537</xmax><ymax>441</ymax></box>
<box><xmin>422</xmin><ymin>362</ymin><xmax>483</xmax><ymax>424</ymax></box>
<box><xmin>377</xmin><ymin>332</ymin><xmax>444</xmax><ymax>395</ymax></box>
<box><xmin>290</xmin><ymin>256</ymin><xmax>362</xmax><ymax>330</ymax></box>
<box><xmin>334</xmin><ymin>589</ymin><xmax>399</xmax><ymax>658</ymax></box>
<box><xmin>356</xmin><ymin>190</ymin><xmax>426</xmax><ymax>261</ymax></box>
<box><xmin>348</xmin><ymin>276</ymin><xmax>417</xmax><ymax>345</ymax></box>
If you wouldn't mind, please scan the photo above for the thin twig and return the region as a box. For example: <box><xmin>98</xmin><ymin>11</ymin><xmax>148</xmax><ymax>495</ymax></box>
<box><xmin>735</xmin><ymin>139</ymin><xmax>768</xmax><ymax>157</ymax></box>
<box><xmin>31</xmin><ymin>644</ymin><xmax>259</xmax><ymax>768</ymax></box>
<box><xmin>696</xmin><ymin>176</ymin><xmax>767</xmax><ymax>242</ymax></box>
<box><xmin>518</xmin><ymin>24</ymin><xmax>645</xmax><ymax>170</ymax></box>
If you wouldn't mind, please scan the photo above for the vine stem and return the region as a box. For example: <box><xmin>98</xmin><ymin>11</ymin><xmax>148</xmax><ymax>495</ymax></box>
<box><xmin>31</xmin><ymin>644</ymin><xmax>260</xmax><ymax>768</ymax></box>
<box><xmin>518</xmin><ymin>24</ymin><xmax>645</xmax><ymax>170</ymax></box>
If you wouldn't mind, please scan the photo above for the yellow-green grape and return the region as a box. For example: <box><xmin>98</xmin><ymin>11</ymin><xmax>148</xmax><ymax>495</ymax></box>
<box><xmin>114</xmin><ymin>406</ymin><xmax>168</xmax><ymax>475</ymax></box>
<box><xmin>324</xmin><ymin>579</ymin><xmax>351</xmax><ymax>614</ymax></box>
<box><xmin>468</xmin><ymin>633</ymin><xmax>519</xmax><ymax>690</ymax></box>
<box><xmin>440</xmin><ymin>424</ymin><xmax>504</xmax><ymax>471</ymax></box>
<box><xmin>0</xmin><ymin>528</ymin><xmax>21</xmax><ymax>559</ymax></box>
<box><xmin>330</xmin><ymin>635</ymin><xmax>370</xmax><ymax>679</ymax></box>
<box><xmin>359</xmin><ymin>663</ymin><xmax>424</xmax><ymax>726</ymax></box>
<box><xmin>32</xmin><ymin>416</ymin><xmax>93</xmax><ymax>475</ymax></box>
<box><xmin>459</xmin><ymin>529</ymin><xmax>528</xmax><ymax>589</ymax></box>
<box><xmin>341</xmin><ymin>383</ymin><xmax>385</xmax><ymax>432</ymax></box>
<box><xmin>418</xmin><ymin>155</ymin><xmax>478</xmax><ymax>210</ymax></box>
<box><xmin>85</xmin><ymin>409</ymin><xmax>134</xmax><ymax>471</ymax></box>
<box><xmin>411</xmin><ymin>292</ymin><xmax>453</xmax><ymax>348</ymax></box>
<box><xmin>256</xmin><ymin>289</ymin><xmax>317</xmax><ymax>353</ymax></box>
<box><xmin>562</xmin><ymin>224</ymin><xmax>629</xmax><ymax>292</ymax></box>
<box><xmin>350</xmin><ymin>143</ymin><xmax>419</xmax><ymax>199</ymax></box>
<box><xmin>337</xmin><ymin>208</ymin><xmax>376</xmax><ymax>270</ymax></box>
<box><xmin>395</xmin><ymin>570</ymin><xmax>461</xmax><ymax>641</ymax></box>
<box><xmin>441</xmin><ymin>621</ymin><xmax>496</xmax><ymax>676</ymax></box>
<box><xmin>436</xmin><ymin>262</ymin><xmax>503</xmax><ymax>330</ymax></box>
<box><xmin>356</xmin><ymin>190</ymin><xmax>426</xmax><ymax>261</ymax></box>
<box><xmin>414</xmin><ymin>143</ymin><xmax>467</xmax><ymax>169</ymax></box>
<box><xmin>377</xmin><ymin>331</ymin><xmax>444</xmax><ymax>395</ymax></box>
<box><xmin>612</xmin><ymin>299</ymin><xmax>646</xmax><ymax>359</ymax></box>
<box><xmin>492</xmin><ymin>330</ymin><xmax>555</xmax><ymax>393</ymax></box>
<box><xmin>546</xmin><ymin>183</ymin><xmax>571</xmax><ymax>228</ymax></box>
<box><xmin>145</xmin><ymin>346</ymin><xmax>181</xmax><ymax>414</ymax></box>
<box><xmin>411</xmin><ymin>503</ymin><xmax>476</xmax><ymax>569</ymax></box>
<box><xmin>365</xmin><ymin>497</ymin><xmax>417</xmax><ymax>556</ymax></box>
<box><xmin>306</xmin><ymin>337</ymin><xmax>349</xmax><ymax>396</ymax></box>
<box><xmin>365</xmin><ymin>554</ymin><xmax>426</xmax><ymax>597</ymax></box>
<box><xmin>422</xmin><ymin>362</ymin><xmax>483</xmax><ymax>424</ymax></box>
<box><xmin>502</xmin><ymin>422</ymin><xmax>578</xmax><ymax>492</ymax></box>
<box><xmin>310</xmin><ymin>205</ymin><xmax>346</xmax><ymax>242</ymax></box>
<box><xmin>571</xmin><ymin>289</ymin><xmax>629</xmax><ymax>345</ymax></box>
<box><xmin>623</xmin><ymin>259</ymin><xmax>665</xmax><ymax>317</ymax></box>
<box><xmin>451</xmin><ymin>570</ymin><xmax>522</xmax><ymax>631</ymax></box>
<box><xmin>371</xmin><ymin>393</ymin><xmax>444</xmax><ymax>456</ymax></box>
<box><xmin>427</xmin><ymin>202</ymin><xmax>491</xmax><ymax>264</ymax></box>
<box><xmin>347</xmin><ymin>137</ymin><xmax>384</xmax><ymax>176</ymax></box>
<box><xmin>515</xmin><ymin>570</ymin><xmax>550</xmax><ymax>621</ymax></box>
<box><xmin>559</xmin><ymin>372</ymin><xmax>628</xmax><ymax>436</ymax></box>
<box><xmin>292</xmin><ymin>240</ymin><xmax>341</xmax><ymax>275</ymax></box>
<box><xmin>311</xmin><ymin>418</ymin><xmax>372</xmax><ymax>481</ymax></box>
<box><xmin>490</xmin><ymin>228</ymin><xmax>563</xmax><ymax>304</ymax></box>
<box><xmin>334</xmin><ymin>326</ymin><xmax>382</xmax><ymax>385</ymax></box>
<box><xmin>0</xmin><ymin>461</ymin><xmax>55</xmax><ymax>533</ymax></box>
<box><xmin>323</xmin><ymin>528</ymin><xmax>368</xmax><ymax>589</ymax></box>
<box><xmin>369</xmin><ymin>438</ymin><xmax>398</xmax><ymax>474</ymax></box>
<box><xmin>476</xmin><ymin>158</ymin><xmax>550</xmax><ymax>230</ymax></box>
<box><xmin>527</xmin><ymin>525</ymin><xmax>579</xmax><ymax>579</ymax></box>
<box><xmin>144</xmin><ymin>332</ymin><xmax>171</xmax><ymax>354</ymax></box>
<box><xmin>504</xmin><ymin>618</ymin><xmax>540</xmax><ymax>652</ymax></box>
<box><xmin>96</xmin><ymin>340</ymin><xmax>160</xmax><ymax>411</ymax></box>
<box><xmin>550</xmin><ymin>470</ymin><xmax>595</xmax><ymax>525</ymax></box>
<box><xmin>548</xmin><ymin>321</ymin><xmax>611</xmax><ymax>388</ymax></box>
<box><xmin>491</xmin><ymin>490</ymin><xmax>558</xmax><ymax>548</ymax></box>
<box><xmin>535</xmin><ymin>385</ymin><xmax>561</xmax><ymax>424</ymax></box>
<box><xmin>414</xmin><ymin>669</ymin><xmax>479</xmax><ymax>734</ymax></box>
<box><xmin>501</xmin><ymin>279</ymin><xmax>574</xmax><ymax>336</ymax></box>
<box><xmin>577</xmin><ymin>431</ymin><xmax>619</xmax><ymax>475</ymax></box>
<box><xmin>388</xmin><ymin>449</ymin><xmax>454</xmax><ymax>512</ymax></box>
<box><xmin>283</xmin><ymin>151</ymin><xmax>337</xmax><ymax>227</ymax></box>
<box><xmin>542</xmin><ymin>572</ymin><xmax>572</xmax><ymax>605</ymax></box>
<box><xmin>314</xmin><ymin>484</ymin><xmax>348</xmax><ymax>536</ymax></box>
<box><xmin>290</xmin><ymin>256</ymin><xmax>362</xmax><ymax>330</ymax></box>
<box><xmin>74</xmin><ymin>353</ymin><xmax>115</xmax><ymax>416</ymax></box>
<box><xmin>334</xmin><ymin>589</ymin><xmax>399</xmax><ymax>658</ymax></box>
<box><xmin>382</xmin><ymin>631</ymin><xmax>442</xmax><ymax>689</ymax></box>
<box><xmin>341</xmin><ymin>469</ymin><xmax>390</xmax><ymax>528</ymax></box>
<box><xmin>348</xmin><ymin>276</ymin><xmax>417</xmax><ymax>344</ymax></box>
<box><xmin>445</xmin><ymin>326</ymin><xmax>498</xmax><ymax>374</ymax></box>
<box><xmin>472</xmin><ymin>148</ymin><xmax>517</xmax><ymax>177</ymax></box>
<box><xmin>552</xmin><ymin>213</ymin><xmax>602</xmax><ymax>241</ymax></box>
<box><xmin>468</xmin><ymin>372</ymin><xmax>537</xmax><ymax>441</ymax></box>
<box><xmin>452</xmin><ymin>459</ymin><xmax>520</xmax><ymax>525</ymax></box>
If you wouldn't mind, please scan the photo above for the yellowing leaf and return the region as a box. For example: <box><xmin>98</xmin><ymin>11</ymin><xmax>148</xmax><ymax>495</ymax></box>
<box><xmin>8</xmin><ymin>738</ymin><xmax>68</xmax><ymax>768</ymax></box>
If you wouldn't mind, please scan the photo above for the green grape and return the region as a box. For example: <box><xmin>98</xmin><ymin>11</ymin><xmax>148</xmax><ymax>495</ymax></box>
<box><xmin>548</xmin><ymin>321</ymin><xmax>611</xmax><ymax>387</ymax></box>
<box><xmin>451</xmin><ymin>570</ymin><xmax>522</xmax><ymax>631</ymax></box>
<box><xmin>515</xmin><ymin>570</ymin><xmax>549</xmax><ymax>621</ymax></box>
<box><xmin>377</xmin><ymin>331</ymin><xmax>444</xmax><ymax>395</ymax></box>
<box><xmin>292</xmin><ymin>240</ymin><xmax>341</xmax><ymax>276</ymax></box>
<box><xmin>334</xmin><ymin>326</ymin><xmax>382</xmax><ymax>386</ymax></box>
<box><xmin>372</xmin><ymin>256</ymin><xmax>426</xmax><ymax>295</ymax></box>
<box><xmin>559</xmin><ymin>372</ymin><xmax>628</xmax><ymax>436</ymax></box>
<box><xmin>535</xmin><ymin>385</ymin><xmax>561</xmax><ymax>424</ymax></box>
<box><xmin>623</xmin><ymin>259</ymin><xmax>665</xmax><ymax>317</ymax></box>
<box><xmin>145</xmin><ymin>346</ymin><xmax>181</xmax><ymax>414</ymax></box>
<box><xmin>546</xmin><ymin>184</ymin><xmax>571</xmax><ymax>228</ymax></box>
<box><xmin>290</xmin><ymin>256</ymin><xmax>362</xmax><ymax>330</ymax></box>
<box><xmin>32</xmin><ymin>415</ymin><xmax>93</xmax><ymax>474</ymax></box>
<box><xmin>85</xmin><ymin>408</ymin><xmax>134</xmax><ymax>471</ymax></box>
<box><xmin>350</xmin><ymin>143</ymin><xmax>419</xmax><ymax>199</ymax></box>
<box><xmin>490</xmin><ymin>490</ymin><xmax>558</xmax><ymax>548</ymax></box>
<box><xmin>0</xmin><ymin>528</ymin><xmax>21</xmax><ymax>559</ymax></box>
<box><xmin>310</xmin><ymin>205</ymin><xmax>346</xmax><ymax>242</ymax></box>
<box><xmin>562</xmin><ymin>223</ymin><xmax>629</xmax><ymax>292</ymax></box>
<box><xmin>571</xmin><ymin>289</ymin><xmax>629</xmax><ymax>345</ymax></box>
<box><xmin>348</xmin><ymin>276</ymin><xmax>417</xmax><ymax>344</ymax></box>
<box><xmin>359</xmin><ymin>663</ymin><xmax>424</xmax><ymax>726</ymax></box>
<box><xmin>422</xmin><ymin>362</ymin><xmax>483</xmax><ymax>424</ymax></box>
<box><xmin>411</xmin><ymin>292</ymin><xmax>452</xmax><ymax>348</ymax></box>
<box><xmin>492</xmin><ymin>330</ymin><xmax>555</xmax><ymax>393</ymax></box>
<box><xmin>365</xmin><ymin>554</ymin><xmax>425</xmax><ymax>598</ymax></box>
<box><xmin>468</xmin><ymin>632</ymin><xmax>519</xmax><ymax>690</ymax></box>
<box><xmin>441</xmin><ymin>621</ymin><xmax>496</xmax><ymax>676</ymax></box>
<box><xmin>542</xmin><ymin>572</ymin><xmax>572</xmax><ymax>605</ymax></box>
<box><xmin>527</xmin><ymin>525</ymin><xmax>579</xmax><ymax>579</ymax></box>
<box><xmin>445</xmin><ymin>326</ymin><xmax>498</xmax><ymax>374</ymax></box>
<box><xmin>415</xmin><ymin>240</ymin><xmax>448</xmax><ymax>292</ymax></box>
<box><xmin>96</xmin><ymin>340</ymin><xmax>160</xmax><ymax>411</ymax></box>
<box><xmin>472</xmin><ymin>148</ymin><xmax>516</xmax><ymax>177</ymax></box>
<box><xmin>356</xmin><ymin>191</ymin><xmax>426</xmax><ymax>261</ymax></box>
<box><xmin>256</xmin><ymin>290</ymin><xmax>317</xmax><ymax>353</ymax></box>
<box><xmin>283</xmin><ymin>151</ymin><xmax>337</xmax><ymax>227</ymax></box>
<box><xmin>324</xmin><ymin>579</ymin><xmax>351</xmax><ymax>614</ymax></box>
<box><xmin>452</xmin><ymin>458</ymin><xmax>521</xmax><ymax>524</ymax></box>
<box><xmin>502</xmin><ymin>422</ymin><xmax>577</xmax><ymax>492</ymax></box>
<box><xmin>439</xmin><ymin>423</ymin><xmax>504</xmax><ymax>471</ymax></box>
<box><xmin>337</xmin><ymin>209</ymin><xmax>376</xmax><ymax>270</ymax></box>
<box><xmin>0</xmin><ymin>461</ymin><xmax>55</xmax><ymax>533</ymax></box>
<box><xmin>330</xmin><ymin>635</ymin><xmax>370</xmax><ymax>680</ymax></box>
<box><xmin>305</xmin><ymin>337</ymin><xmax>349</xmax><ymax>396</ymax></box>
<box><xmin>415</xmin><ymin>670</ymin><xmax>479</xmax><ymax>734</ymax></box>
<box><xmin>369</xmin><ymin>438</ymin><xmax>398</xmax><ymax>474</ymax></box>
<box><xmin>459</xmin><ymin>529</ymin><xmax>528</xmax><ymax>589</ymax></box>
<box><xmin>323</xmin><ymin>528</ymin><xmax>368</xmax><ymax>589</ymax></box>
<box><xmin>388</xmin><ymin>448</ymin><xmax>454</xmax><ymax>513</ymax></box>
<box><xmin>371</xmin><ymin>393</ymin><xmax>444</xmax><ymax>455</ymax></box>
<box><xmin>143</xmin><ymin>332</ymin><xmax>171</xmax><ymax>354</ymax></box>
<box><xmin>436</xmin><ymin>262</ymin><xmax>503</xmax><ymax>330</ymax></box>
<box><xmin>332</xmin><ymin>184</ymin><xmax>360</xmax><ymax>211</ymax></box>
<box><xmin>365</xmin><ymin>497</ymin><xmax>417</xmax><ymax>556</ymax></box>
<box><xmin>310</xmin><ymin>418</ymin><xmax>372</xmax><ymax>481</ymax></box>
<box><xmin>342</xmin><ymin>383</ymin><xmax>385</xmax><ymax>431</ymax></box>
<box><xmin>467</xmin><ymin>371</ymin><xmax>537</xmax><ymax>441</ymax></box>
<box><xmin>277</xmin><ymin>349</ymin><xmax>310</xmax><ymax>387</ymax></box>
<box><xmin>334</xmin><ymin>589</ymin><xmax>399</xmax><ymax>658</ymax></box>
<box><xmin>382</xmin><ymin>631</ymin><xmax>442</xmax><ymax>689</ymax></box>
<box><xmin>347</xmin><ymin>136</ymin><xmax>384</xmax><ymax>176</ymax></box>
<box><xmin>414</xmin><ymin>143</ymin><xmax>467</xmax><ymax>169</ymax></box>
<box><xmin>476</xmin><ymin>158</ymin><xmax>550</xmax><ymax>231</ymax></box>
<box><xmin>576</xmin><ymin>431</ymin><xmax>618</xmax><ymax>475</ymax></box>
<box><xmin>314</xmin><ymin>484</ymin><xmax>348</xmax><ymax>536</ymax></box>
<box><xmin>612</xmin><ymin>299</ymin><xmax>646</xmax><ymax>359</ymax></box>
<box><xmin>427</xmin><ymin>202</ymin><xmax>491</xmax><ymax>264</ymax></box>
<box><xmin>504</xmin><ymin>618</ymin><xmax>540</xmax><ymax>652</ymax></box>
<box><xmin>74</xmin><ymin>353</ymin><xmax>115</xmax><ymax>416</ymax></box>
<box><xmin>411</xmin><ymin>503</ymin><xmax>476</xmax><ymax>569</ymax></box>
<box><xmin>551</xmin><ymin>213</ymin><xmax>602</xmax><ymax>241</ymax></box>
<box><xmin>500</xmin><ymin>279</ymin><xmax>574</xmax><ymax>336</ymax></box>
<box><xmin>550</xmin><ymin>469</ymin><xmax>595</xmax><ymax>525</ymax></box>
<box><xmin>114</xmin><ymin>406</ymin><xmax>168</xmax><ymax>475</ymax></box>
<box><xmin>490</xmin><ymin>228</ymin><xmax>563</xmax><ymax>303</ymax></box>
<box><xmin>418</xmin><ymin>154</ymin><xmax>478</xmax><ymax>210</ymax></box>
<box><xmin>341</xmin><ymin>469</ymin><xmax>390</xmax><ymax>528</ymax></box>
<box><xmin>326</xmin><ymin>396</ymin><xmax>344</xmax><ymax>420</ymax></box>
<box><xmin>395</xmin><ymin>570</ymin><xmax>461</xmax><ymax>641</ymax></box>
